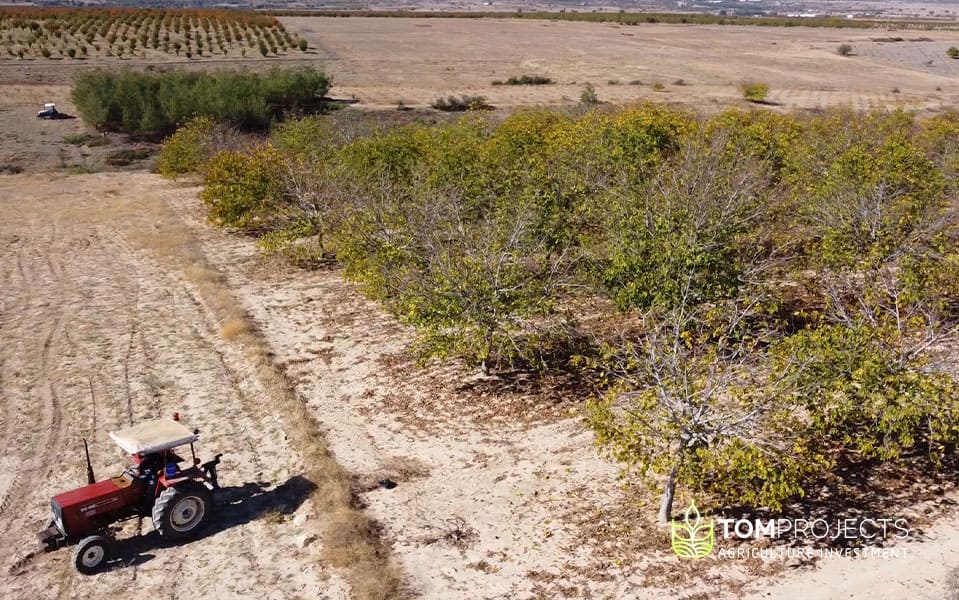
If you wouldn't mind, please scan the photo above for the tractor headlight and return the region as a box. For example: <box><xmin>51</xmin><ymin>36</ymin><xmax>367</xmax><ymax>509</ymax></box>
<box><xmin>51</xmin><ymin>500</ymin><xmax>66</xmax><ymax>535</ymax></box>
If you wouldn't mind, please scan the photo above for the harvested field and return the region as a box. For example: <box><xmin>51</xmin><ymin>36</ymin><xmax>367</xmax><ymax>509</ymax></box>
<box><xmin>283</xmin><ymin>17</ymin><xmax>959</xmax><ymax>111</ymax></box>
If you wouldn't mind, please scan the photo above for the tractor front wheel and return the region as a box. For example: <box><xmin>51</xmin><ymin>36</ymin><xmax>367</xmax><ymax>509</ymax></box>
<box><xmin>72</xmin><ymin>535</ymin><xmax>111</xmax><ymax>575</ymax></box>
<box><xmin>152</xmin><ymin>483</ymin><xmax>212</xmax><ymax>540</ymax></box>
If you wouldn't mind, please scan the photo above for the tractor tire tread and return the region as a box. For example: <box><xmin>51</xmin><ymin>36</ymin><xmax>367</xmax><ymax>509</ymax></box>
<box><xmin>152</xmin><ymin>483</ymin><xmax>212</xmax><ymax>541</ymax></box>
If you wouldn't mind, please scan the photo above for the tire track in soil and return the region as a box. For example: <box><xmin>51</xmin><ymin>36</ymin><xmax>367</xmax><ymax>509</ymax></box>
<box><xmin>15</xmin><ymin>247</ymin><xmax>27</xmax><ymax>287</ymax></box>
<box><xmin>61</xmin><ymin>330</ymin><xmax>114</xmax><ymax>450</ymax></box>
<box><xmin>39</xmin><ymin>227</ymin><xmax>67</xmax><ymax>489</ymax></box>
<box><xmin>33</xmin><ymin>228</ymin><xmax>68</xmax><ymax>514</ymax></box>
<box><xmin>48</xmin><ymin>229</ymin><xmax>151</xmax><ymax>585</ymax></box>
<box><xmin>0</xmin><ymin>324</ymin><xmax>64</xmax><ymax>531</ymax></box>
<box><xmin>173</xmin><ymin>285</ymin><xmax>268</xmax><ymax>477</ymax></box>
<box><xmin>2</xmin><ymin>222</ymin><xmax>72</xmax><ymax>600</ymax></box>
<box><xmin>87</xmin><ymin>376</ymin><xmax>97</xmax><ymax>447</ymax></box>
<box><xmin>0</xmin><ymin>247</ymin><xmax>29</xmax><ymax>458</ymax></box>
<box><xmin>123</xmin><ymin>299</ymin><xmax>139</xmax><ymax>428</ymax></box>
<box><xmin>0</xmin><ymin>266</ymin><xmax>62</xmax><ymax>521</ymax></box>
<box><xmin>56</xmin><ymin>228</ymin><xmax>136</xmax><ymax>456</ymax></box>
<box><xmin>3</xmin><ymin>217</ymin><xmax>147</xmax><ymax>592</ymax></box>
<box><xmin>0</xmin><ymin>242</ymin><xmax>31</xmax><ymax>519</ymax></box>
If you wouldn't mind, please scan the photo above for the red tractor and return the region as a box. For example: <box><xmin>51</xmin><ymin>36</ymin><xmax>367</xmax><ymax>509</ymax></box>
<box><xmin>37</xmin><ymin>415</ymin><xmax>222</xmax><ymax>574</ymax></box>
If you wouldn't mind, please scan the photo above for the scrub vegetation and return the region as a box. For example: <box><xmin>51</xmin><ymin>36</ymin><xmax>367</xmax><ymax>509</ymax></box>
<box><xmin>158</xmin><ymin>103</ymin><xmax>959</xmax><ymax>523</ymax></box>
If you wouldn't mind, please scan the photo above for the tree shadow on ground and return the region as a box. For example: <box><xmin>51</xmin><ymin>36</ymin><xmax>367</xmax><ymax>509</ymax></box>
<box><xmin>102</xmin><ymin>474</ymin><xmax>316</xmax><ymax>572</ymax></box>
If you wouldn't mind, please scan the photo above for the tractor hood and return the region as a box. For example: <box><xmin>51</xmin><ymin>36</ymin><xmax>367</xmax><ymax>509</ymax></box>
<box><xmin>52</xmin><ymin>475</ymin><xmax>137</xmax><ymax>536</ymax></box>
<box><xmin>53</xmin><ymin>476</ymin><xmax>133</xmax><ymax>510</ymax></box>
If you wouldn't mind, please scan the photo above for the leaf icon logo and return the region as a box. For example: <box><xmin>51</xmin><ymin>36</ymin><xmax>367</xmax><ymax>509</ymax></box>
<box><xmin>670</xmin><ymin>502</ymin><xmax>715</xmax><ymax>559</ymax></box>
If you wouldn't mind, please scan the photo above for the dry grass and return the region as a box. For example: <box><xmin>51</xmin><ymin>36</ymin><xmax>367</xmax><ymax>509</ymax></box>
<box><xmin>220</xmin><ymin>316</ymin><xmax>250</xmax><ymax>340</ymax></box>
<box><xmin>134</xmin><ymin>205</ymin><xmax>406</xmax><ymax>599</ymax></box>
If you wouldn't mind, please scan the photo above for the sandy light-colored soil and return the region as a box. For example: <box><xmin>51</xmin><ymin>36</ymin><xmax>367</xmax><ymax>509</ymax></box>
<box><xmin>284</xmin><ymin>17</ymin><xmax>959</xmax><ymax>112</ymax></box>
<box><xmin>0</xmin><ymin>173</ymin><xmax>354</xmax><ymax>599</ymax></box>
<box><xmin>745</xmin><ymin>522</ymin><xmax>959</xmax><ymax>600</ymax></box>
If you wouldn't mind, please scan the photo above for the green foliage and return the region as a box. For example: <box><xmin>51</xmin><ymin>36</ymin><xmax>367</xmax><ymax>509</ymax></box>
<box><xmin>0</xmin><ymin>8</ymin><xmax>279</xmax><ymax>60</ymax></box>
<box><xmin>270</xmin><ymin>115</ymin><xmax>340</xmax><ymax>163</ymax></box>
<box><xmin>335</xmin><ymin>124</ymin><xmax>427</xmax><ymax>188</ymax></box>
<box><xmin>579</xmin><ymin>83</ymin><xmax>598</xmax><ymax>106</ymax></box>
<box><xmin>257</xmin><ymin>220</ymin><xmax>326</xmax><ymax>267</ymax></box>
<box><xmin>201</xmin><ymin>145</ymin><xmax>285</xmax><ymax>230</ymax></box>
<box><xmin>185</xmin><ymin>103</ymin><xmax>959</xmax><ymax>518</ymax></box>
<box><xmin>773</xmin><ymin>323</ymin><xmax>959</xmax><ymax>462</ymax></box>
<box><xmin>105</xmin><ymin>147</ymin><xmax>153</xmax><ymax>166</ymax></box>
<box><xmin>396</xmin><ymin>199</ymin><xmax>571</xmax><ymax>371</ymax></box>
<box><xmin>740</xmin><ymin>81</ymin><xmax>770</xmax><ymax>103</ymax></box>
<box><xmin>600</xmin><ymin>135</ymin><xmax>771</xmax><ymax>311</ymax></box>
<box><xmin>915</xmin><ymin>111</ymin><xmax>959</xmax><ymax>196</ymax></box>
<box><xmin>705</xmin><ymin>108</ymin><xmax>802</xmax><ymax>173</ymax></box>
<box><xmin>63</xmin><ymin>133</ymin><xmax>93</xmax><ymax>145</ymax></box>
<box><xmin>156</xmin><ymin>115</ymin><xmax>217</xmax><ymax>179</ymax></box>
<box><xmin>586</xmin><ymin>304</ymin><xmax>828</xmax><ymax>515</ymax></box>
<box><xmin>947</xmin><ymin>46</ymin><xmax>959</xmax><ymax>59</ymax></box>
<box><xmin>789</xmin><ymin>117</ymin><xmax>946</xmax><ymax>267</ymax></box>
<box><xmin>71</xmin><ymin>66</ymin><xmax>330</xmax><ymax>138</ymax></box>
<box><xmin>837</xmin><ymin>43</ymin><xmax>853</xmax><ymax>56</ymax></box>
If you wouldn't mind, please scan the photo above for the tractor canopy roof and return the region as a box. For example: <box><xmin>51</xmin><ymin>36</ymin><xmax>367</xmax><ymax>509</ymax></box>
<box><xmin>109</xmin><ymin>419</ymin><xmax>198</xmax><ymax>455</ymax></box>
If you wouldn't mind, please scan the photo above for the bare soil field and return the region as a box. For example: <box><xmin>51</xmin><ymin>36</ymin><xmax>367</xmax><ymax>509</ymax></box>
<box><xmin>0</xmin><ymin>173</ymin><xmax>349</xmax><ymax>599</ymax></box>
<box><xmin>3</xmin><ymin>17</ymin><xmax>957</xmax><ymax>173</ymax></box>
<box><xmin>0</xmin><ymin>84</ymin><xmax>142</xmax><ymax>174</ymax></box>
<box><xmin>283</xmin><ymin>17</ymin><xmax>959</xmax><ymax>112</ymax></box>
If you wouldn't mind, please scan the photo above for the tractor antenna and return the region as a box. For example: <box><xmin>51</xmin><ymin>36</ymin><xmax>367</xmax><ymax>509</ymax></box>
<box><xmin>83</xmin><ymin>438</ymin><xmax>96</xmax><ymax>484</ymax></box>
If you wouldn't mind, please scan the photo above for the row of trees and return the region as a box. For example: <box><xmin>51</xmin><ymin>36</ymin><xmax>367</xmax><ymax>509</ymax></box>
<box><xmin>160</xmin><ymin>105</ymin><xmax>959</xmax><ymax>522</ymax></box>
<box><xmin>72</xmin><ymin>67</ymin><xmax>329</xmax><ymax>138</ymax></box>
<box><xmin>0</xmin><ymin>8</ymin><xmax>307</xmax><ymax>60</ymax></box>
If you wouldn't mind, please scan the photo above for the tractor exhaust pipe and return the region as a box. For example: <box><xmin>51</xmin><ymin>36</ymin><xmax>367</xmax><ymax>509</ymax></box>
<box><xmin>83</xmin><ymin>438</ymin><xmax>95</xmax><ymax>484</ymax></box>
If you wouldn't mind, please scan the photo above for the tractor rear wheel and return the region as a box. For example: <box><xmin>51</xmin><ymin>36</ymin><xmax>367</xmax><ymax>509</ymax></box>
<box><xmin>152</xmin><ymin>483</ymin><xmax>212</xmax><ymax>540</ymax></box>
<box><xmin>72</xmin><ymin>535</ymin><xmax>111</xmax><ymax>575</ymax></box>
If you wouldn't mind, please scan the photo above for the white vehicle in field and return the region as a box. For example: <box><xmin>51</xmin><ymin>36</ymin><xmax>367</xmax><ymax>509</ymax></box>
<box><xmin>37</xmin><ymin>103</ymin><xmax>60</xmax><ymax>119</ymax></box>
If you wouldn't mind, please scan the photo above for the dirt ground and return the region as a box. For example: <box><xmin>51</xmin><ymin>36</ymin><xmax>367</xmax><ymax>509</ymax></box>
<box><xmin>282</xmin><ymin>17</ymin><xmax>959</xmax><ymax>112</ymax></box>
<box><xmin>0</xmin><ymin>173</ymin><xmax>351</xmax><ymax>598</ymax></box>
